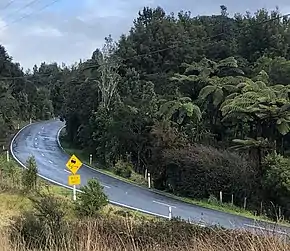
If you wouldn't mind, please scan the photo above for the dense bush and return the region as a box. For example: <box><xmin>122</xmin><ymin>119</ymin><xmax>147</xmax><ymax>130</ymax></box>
<box><xmin>113</xmin><ymin>159</ymin><xmax>133</xmax><ymax>178</ymax></box>
<box><xmin>160</xmin><ymin>144</ymin><xmax>258</xmax><ymax>204</ymax></box>
<box><xmin>261</xmin><ymin>153</ymin><xmax>290</xmax><ymax>219</ymax></box>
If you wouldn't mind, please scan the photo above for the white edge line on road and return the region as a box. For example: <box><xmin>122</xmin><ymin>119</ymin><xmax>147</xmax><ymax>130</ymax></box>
<box><xmin>243</xmin><ymin>224</ymin><xmax>287</xmax><ymax>235</ymax></box>
<box><xmin>49</xmin><ymin>160</ymin><xmax>53</xmax><ymax>164</ymax></box>
<box><xmin>10</xmin><ymin>121</ymin><xmax>168</xmax><ymax>220</ymax></box>
<box><xmin>153</xmin><ymin>200</ymin><xmax>177</xmax><ymax>208</ymax></box>
<box><xmin>64</xmin><ymin>169</ymin><xmax>71</xmax><ymax>174</ymax></box>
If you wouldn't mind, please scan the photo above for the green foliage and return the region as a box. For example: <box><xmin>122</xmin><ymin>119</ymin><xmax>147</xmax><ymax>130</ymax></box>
<box><xmin>160</xmin><ymin>144</ymin><xmax>257</xmax><ymax>202</ymax></box>
<box><xmin>75</xmin><ymin>179</ymin><xmax>108</xmax><ymax>217</ymax></box>
<box><xmin>10</xmin><ymin>192</ymin><xmax>68</xmax><ymax>249</ymax></box>
<box><xmin>113</xmin><ymin>159</ymin><xmax>133</xmax><ymax>178</ymax></box>
<box><xmin>262</xmin><ymin>153</ymin><xmax>290</xmax><ymax>205</ymax></box>
<box><xmin>22</xmin><ymin>156</ymin><xmax>38</xmax><ymax>191</ymax></box>
<box><xmin>0</xmin><ymin>155</ymin><xmax>22</xmax><ymax>191</ymax></box>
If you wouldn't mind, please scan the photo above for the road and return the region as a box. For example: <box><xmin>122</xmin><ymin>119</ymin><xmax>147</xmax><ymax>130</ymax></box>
<box><xmin>10</xmin><ymin>119</ymin><xmax>290</xmax><ymax>235</ymax></box>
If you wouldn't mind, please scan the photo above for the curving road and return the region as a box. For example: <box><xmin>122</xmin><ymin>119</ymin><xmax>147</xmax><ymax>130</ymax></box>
<box><xmin>10</xmin><ymin>119</ymin><xmax>290</xmax><ymax>235</ymax></box>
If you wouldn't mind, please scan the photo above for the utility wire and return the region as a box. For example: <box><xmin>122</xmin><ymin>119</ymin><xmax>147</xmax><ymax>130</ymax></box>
<box><xmin>0</xmin><ymin>0</ymin><xmax>61</xmax><ymax>29</ymax></box>
<box><xmin>0</xmin><ymin>12</ymin><xmax>289</xmax><ymax>81</ymax></box>
<box><xmin>2</xmin><ymin>0</ymin><xmax>43</xmax><ymax>20</ymax></box>
<box><xmin>0</xmin><ymin>0</ymin><xmax>16</xmax><ymax>11</ymax></box>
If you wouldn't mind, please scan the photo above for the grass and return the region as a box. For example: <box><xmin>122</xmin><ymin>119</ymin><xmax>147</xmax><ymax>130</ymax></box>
<box><xmin>59</xmin><ymin>131</ymin><xmax>290</xmax><ymax>227</ymax></box>
<box><xmin>0</xmin><ymin>193</ymin><xmax>32</xmax><ymax>228</ymax></box>
<box><xmin>2</xmin><ymin>215</ymin><xmax>290</xmax><ymax>251</ymax></box>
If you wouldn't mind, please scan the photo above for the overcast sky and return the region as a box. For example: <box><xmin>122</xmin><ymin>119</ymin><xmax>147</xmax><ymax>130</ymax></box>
<box><xmin>0</xmin><ymin>0</ymin><xmax>289</xmax><ymax>70</ymax></box>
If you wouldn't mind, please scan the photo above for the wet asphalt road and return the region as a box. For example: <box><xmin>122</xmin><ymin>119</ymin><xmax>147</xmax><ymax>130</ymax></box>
<box><xmin>10</xmin><ymin>119</ymin><xmax>290</xmax><ymax>235</ymax></box>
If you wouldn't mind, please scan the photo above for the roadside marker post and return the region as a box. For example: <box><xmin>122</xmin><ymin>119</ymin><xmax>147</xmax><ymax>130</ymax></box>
<box><xmin>153</xmin><ymin>200</ymin><xmax>176</xmax><ymax>220</ymax></box>
<box><xmin>66</xmin><ymin>154</ymin><xmax>82</xmax><ymax>201</ymax></box>
<box><xmin>89</xmin><ymin>154</ymin><xmax>92</xmax><ymax>165</ymax></box>
<box><xmin>6</xmin><ymin>150</ymin><xmax>9</xmax><ymax>162</ymax></box>
<box><xmin>148</xmin><ymin>172</ymin><xmax>151</xmax><ymax>189</ymax></box>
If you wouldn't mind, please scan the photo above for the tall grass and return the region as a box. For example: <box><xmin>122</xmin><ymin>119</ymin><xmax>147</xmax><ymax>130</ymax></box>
<box><xmin>2</xmin><ymin>215</ymin><xmax>290</xmax><ymax>251</ymax></box>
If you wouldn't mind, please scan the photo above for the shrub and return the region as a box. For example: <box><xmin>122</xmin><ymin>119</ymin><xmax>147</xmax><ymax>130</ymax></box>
<box><xmin>22</xmin><ymin>156</ymin><xmax>38</xmax><ymax>191</ymax></box>
<box><xmin>113</xmin><ymin>159</ymin><xmax>133</xmax><ymax>178</ymax></box>
<box><xmin>160</xmin><ymin>144</ymin><xmax>257</xmax><ymax>205</ymax></box>
<box><xmin>262</xmin><ymin>153</ymin><xmax>290</xmax><ymax>219</ymax></box>
<box><xmin>75</xmin><ymin>179</ymin><xmax>108</xmax><ymax>217</ymax></box>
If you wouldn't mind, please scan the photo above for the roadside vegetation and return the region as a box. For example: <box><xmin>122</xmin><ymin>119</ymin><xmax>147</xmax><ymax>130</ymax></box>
<box><xmin>60</xmin><ymin>133</ymin><xmax>278</xmax><ymax>224</ymax></box>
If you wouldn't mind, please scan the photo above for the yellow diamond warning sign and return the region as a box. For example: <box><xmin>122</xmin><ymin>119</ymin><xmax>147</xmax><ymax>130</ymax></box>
<box><xmin>66</xmin><ymin>154</ymin><xmax>82</xmax><ymax>174</ymax></box>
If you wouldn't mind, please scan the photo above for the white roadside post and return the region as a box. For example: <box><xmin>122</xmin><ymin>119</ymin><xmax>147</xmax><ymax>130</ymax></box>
<box><xmin>153</xmin><ymin>200</ymin><xmax>176</xmax><ymax>220</ymax></box>
<box><xmin>29</xmin><ymin>118</ymin><xmax>32</xmax><ymax>124</ymax></box>
<box><xmin>89</xmin><ymin>154</ymin><xmax>93</xmax><ymax>165</ymax></box>
<box><xmin>6</xmin><ymin>150</ymin><xmax>9</xmax><ymax>162</ymax></box>
<box><xmin>148</xmin><ymin>172</ymin><xmax>151</xmax><ymax>188</ymax></box>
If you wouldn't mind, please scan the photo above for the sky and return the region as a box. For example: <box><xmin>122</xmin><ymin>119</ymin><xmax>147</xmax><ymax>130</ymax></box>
<box><xmin>0</xmin><ymin>0</ymin><xmax>290</xmax><ymax>70</ymax></box>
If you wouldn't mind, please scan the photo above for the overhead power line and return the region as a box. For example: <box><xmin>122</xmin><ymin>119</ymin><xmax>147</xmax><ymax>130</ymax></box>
<box><xmin>0</xmin><ymin>12</ymin><xmax>289</xmax><ymax>81</ymax></box>
<box><xmin>2</xmin><ymin>0</ymin><xmax>43</xmax><ymax>20</ymax></box>
<box><xmin>0</xmin><ymin>0</ymin><xmax>62</xmax><ymax>30</ymax></box>
<box><xmin>0</xmin><ymin>0</ymin><xmax>16</xmax><ymax>11</ymax></box>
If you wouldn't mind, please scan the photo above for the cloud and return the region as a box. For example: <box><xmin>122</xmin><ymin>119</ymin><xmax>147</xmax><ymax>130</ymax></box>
<box><xmin>0</xmin><ymin>0</ymin><xmax>289</xmax><ymax>69</ymax></box>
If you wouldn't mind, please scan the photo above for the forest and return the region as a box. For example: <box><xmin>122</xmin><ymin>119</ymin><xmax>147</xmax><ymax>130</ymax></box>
<box><xmin>2</xmin><ymin>6</ymin><xmax>290</xmax><ymax>220</ymax></box>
